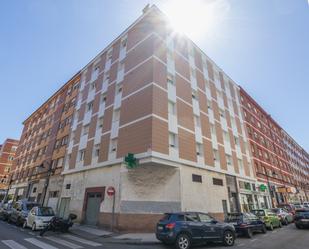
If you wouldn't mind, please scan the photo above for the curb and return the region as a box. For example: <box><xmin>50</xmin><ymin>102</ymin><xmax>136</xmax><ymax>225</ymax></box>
<box><xmin>108</xmin><ymin>239</ymin><xmax>161</xmax><ymax>245</ymax></box>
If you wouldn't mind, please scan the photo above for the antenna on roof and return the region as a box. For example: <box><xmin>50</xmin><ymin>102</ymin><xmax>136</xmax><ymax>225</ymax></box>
<box><xmin>143</xmin><ymin>4</ymin><xmax>150</xmax><ymax>14</ymax></box>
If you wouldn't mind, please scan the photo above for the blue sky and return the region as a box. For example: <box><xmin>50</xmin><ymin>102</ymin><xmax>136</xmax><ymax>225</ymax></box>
<box><xmin>0</xmin><ymin>0</ymin><xmax>308</xmax><ymax>151</ymax></box>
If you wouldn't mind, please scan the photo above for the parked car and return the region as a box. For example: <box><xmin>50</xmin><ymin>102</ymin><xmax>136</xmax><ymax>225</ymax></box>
<box><xmin>277</xmin><ymin>203</ymin><xmax>296</xmax><ymax>215</ymax></box>
<box><xmin>293</xmin><ymin>203</ymin><xmax>304</xmax><ymax>210</ymax></box>
<box><xmin>156</xmin><ymin>212</ymin><xmax>236</xmax><ymax>249</ymax></box>
<box><xmin>23</xmin><ymin>206</ymin><xmax>55</xmax><ymax>231</ymax></box>
<box><xmin>225</xmin><ymin>212</ymin><xmax>267</xmax><ymax>238</ymax></box>
<box><xmin>271</xmin><ymin>208</ymin><xmax>293</xmax><ymax>225</ymax></box>
<box><xmin>303</xmin><ymin>202</ymin><xmax>309</xmax><ymax>208</ymax></box>
<box><xmin>0</xmin><ymin>202</ymin><xmax>13</xmax><ymax>221</ymax></box>
<box><xmin>251</xmin><ymin>209</ymin><xmax>282</xmax><ymax>230</ymax></box>
<box><xmin>294</xmin><ymin>208</ymin><xmax>309</xmax><ymax>229</ymax></box>
<box><xmin>8</xmin><ymin>200</ymin><xmax>40</xmax><ymax>226</ymax></box>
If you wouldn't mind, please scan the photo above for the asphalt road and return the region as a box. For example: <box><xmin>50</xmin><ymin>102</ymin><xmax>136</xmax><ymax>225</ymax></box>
<box><xmin>0</xmin><ymin>220</ymin><xmax>308</xmax><ymax>249</ymax></box>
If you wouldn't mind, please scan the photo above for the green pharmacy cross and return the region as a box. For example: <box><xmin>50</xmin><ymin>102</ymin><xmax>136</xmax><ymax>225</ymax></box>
<box><xmin>124</xmin><ymin>153</ymin><xmax>138</xmax><ymax>169</ymax></box>
<box><xmin>259</xmin><ymin>184</ymin><xmax>267</xmax><ymax>192</ymax></box>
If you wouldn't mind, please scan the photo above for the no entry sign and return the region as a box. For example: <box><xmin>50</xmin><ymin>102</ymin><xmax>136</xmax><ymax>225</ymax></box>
<box><xmin>107</xmin><ymin>186</ymin><xmax>115</xmax><ymax>197</ymax></box>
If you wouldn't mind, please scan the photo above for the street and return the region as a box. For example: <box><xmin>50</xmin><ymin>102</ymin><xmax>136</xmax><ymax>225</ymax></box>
<box><xmin>0</xmin><ymin>220</ymin><xmax>308</xmax><ymax>249</ymax></box>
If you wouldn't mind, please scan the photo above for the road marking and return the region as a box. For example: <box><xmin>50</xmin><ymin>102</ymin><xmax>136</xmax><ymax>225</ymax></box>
<box><xmin>44</xmin><ymin>236</ymin><xmax>83</xmax><ymax>249</ymax></box>
<box><xmin>250</xmin><ymin>239</ymin><xmax>258</xmax><ymax>242</ymax></box>
<box><xmin>2</xmin><ymin>240</ymin><xmax>28</xmax><ymax>249</ymax></box>
<box><xmin>237</xmin><ymin>243</ymin><xmax>245</xmax><ymax>247</ymax></box>
<box><xmin>25</xmin><ymin>238</ymin><xmax>59</xmax><ymax>249</ymax></box>
<box><xmin>62</xmin><ymin>235</ymin><xmax>102</xmax><ymax>246</ymax></box>
<box><xmin>28</xmin><ymin>232</ymin><xmax>36</xmax><ymax>236</ymax></box>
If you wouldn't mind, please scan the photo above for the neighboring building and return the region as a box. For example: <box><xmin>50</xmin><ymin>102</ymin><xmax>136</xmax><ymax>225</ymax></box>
<box><xmin>240</xmin><ymin>87</ymin><xmax>309</xmax><ymax>206</ymax></box>
<box><xmin>282</xmin><ymin>130</ymin><xmax>309</xmax><ymax>202</ymax></box>
<box><xmin>9</xmin><ymin>72</ymin><xmax>81</xmax><ymax>211</ymax></box>
<box><xmin>0</xmin><ymin>139</ymin><xmax>19</xmax><ymax>199</ymax></box>
<box><xmin>59</xmin><ymin>5</ymin><xmax>267</xmax><ymax>231</ymax></box>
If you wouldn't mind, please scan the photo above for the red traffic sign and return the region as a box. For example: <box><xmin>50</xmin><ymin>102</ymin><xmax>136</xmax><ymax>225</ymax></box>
<box><xmin>106</xmin><ymin>186</ymin><xmax>115</xmax><ymax>197</ymax></box>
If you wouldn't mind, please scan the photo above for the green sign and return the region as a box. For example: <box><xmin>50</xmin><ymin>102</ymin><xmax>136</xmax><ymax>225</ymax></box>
<box><xmin>124</xmin><ymin>153</ymin><xmax>138</xmax><ymax>169</ymax></box>
<box><xmin>259</xmin><ymin>184</ymin><xmax>267</xmax><ymax>192</ymax></box>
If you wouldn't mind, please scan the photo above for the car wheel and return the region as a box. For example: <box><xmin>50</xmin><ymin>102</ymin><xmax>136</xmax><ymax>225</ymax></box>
<box><xmin>261</xmin><ymin>225</ymin><xmax>267</xmax><ymax>234</ymax></box>
<box><xmin>246</xmin><ymin>229</ymin><xmax>253</xmax><ymax>238</ymax></box>
<box><xmin>32</xmin><ymin>223</ymin><xmax>36</xmax><ymax>231</ymax></box>
<box><xmin>176</xmin><ymin>233</ymin><xmax>191</xmax><ymax>249</ymax></box>
<box><xmin>223</xmin><ymin>230</ymin><xmax>235</xmax><ymax>247</ymax></box>
<box><xmin>295</xmin><ymin>224</ymin><xmax>302</xmax><ymax>229</ymax></box>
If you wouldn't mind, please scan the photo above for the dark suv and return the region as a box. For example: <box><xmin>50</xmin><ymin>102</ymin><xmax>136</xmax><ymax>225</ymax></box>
<box><xmin>8</xmin><ymin>200</ymin><xmax>40</xmax><ymax>226</ymax></box>
<box><xmin>225</xmin><ymin>212</ymin><xmax>267</xmax><ymax>238</ymax></box>
<box><xmin>156</xmin><ymin>212</ymin><xmax>236</xmax><ymax>249</ymax></box>
<box><xmin>294</xmin><ymin>208</ymin><xmax>309</xmax><ymax>229</ymax></box>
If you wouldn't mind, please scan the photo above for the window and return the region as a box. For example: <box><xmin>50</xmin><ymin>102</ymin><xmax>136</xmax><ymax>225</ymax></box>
<box><xmin>169</xmin><ymin>133</ymin><xmax>177</xmax><ymax>148</ymax></box>
<box><xmin>116</xmin><ymin>84</ymin><xmax>123</xmax><ymax>94</ymax></box>
<box><xmin>219</xmin><ymin>109</ymin><xmax>225</xmax><ymax>118</ymax></box>
<box><xmin>199</xmin><ymin>213</ymin><xmax>213</xmax><ymax>222</ymax></box>
<box><xmin>66</xmin><ymin>184</ymin><xmax>71</xmax><ymax>189</ymax></box>
<box><xmin>90</xmin><ymin>81</ymin><xmax>96</xmax><ymax>90</ymax></box>
<box><xmin>94</xmin><ymin>144</ymin><xmax>100</xmax><ymax>157</ymax></box>
<box><xmin>213</xmin><ymin>178</ymin><xmax>223</xmax><ymax>186</ymax></box>
<box><xmin>207</xmin><ymin>100</ymin><xmax>212</xmax><ymax>110</ymax></box>
<box><xmin>98</xmin><ymin>117</ymin><xmax>104</xmax><ymax>129</ymax></box>
<box><xmin>213</xmin><ymin>149</ymin><xmax>220</xmax><ymax>162</ymax></box>
<box><xmin>118</xmin><ymin>61</ymin><xmax>125</xmax><ymax>72</ymax></box>
<box><xmin>226</xmin><ymin>155</ymin><xmax>232</xmax><ymax>166</ymax></box>
<box><xmin>121</xmin><ymin>37</ymin><xmax>127</xmax><ymax>48</ymax></box>
<box><xmin>101</xmin><ymin>94</ymin><xmax>107</xmax><ymax>103</ymax></box>
<box><xmin>192</xmin><ymin>90</ymin><xmax>197</xmax><ymax>99</ymax></box>
<box><xmin>107</xmin><ymin>49</ymin><xmax>113</xmax><ymax>60</ymax></box>
<box><xmin>168</xmin><ymin>101</ymin><xmax>176</xmax><ymax>115</ymax></box>
<box><xmin>56</xmin><ymin>157</ymin><xmax>64</xmax><ymax>167</ymax></box>
<box><xmin>196</xmin><ymin>143</ymin><xmax>203</xmax><ymax>156</ymax></box>
<box><xmin>167</xmin><ymin>73</ymin><xmax>174</xmax><ymax>85</ymax></box>
<box><xmin>92</xmin><ymin>65</ymin><xmax>99</xmax><ymax>80</ymax></box>
<box><xmin>87</xmin><ymin>102</ymin><xmax>93</xmax><ymax>112</ymax></box>
<box><xmin>8</xmin><ymin>156</ymin><xmax>14</xmax><ymax>161</ymax></box>
<box><xmin>104</xmin><ymin>72</ymin><xmax>110</xmax><ymax>81</ymax></box>
<box><xmin>83</xmin><ymin>125</ymin><xmax>90</xmax><ymax>136</ymax></box>
<box><xmin>194</xmin><ymin>115</ymin><xmax>201</xmax><ymax>128</ymax></box>
<box><xmin>110</xmin><ymin>139</ymin><xmax>117</xmax><ymax>152</ymax></box>
<box><xmin>113</xmin><ymin>110</ymin><xmax>120</xmax><ymax>122</ymax></box>
<box><xmin>79</xmin><ymin>150</ymin><xmax>85</xmax><ymax>161</ymax></box>
<box><xmin>192</xmin><ymin>174</ymin><xmax>202</xmax><ymax>183</ymax></box>
<box><xmin>234</xmin><ymin>136</ymin><xmax>239</xmax><ymax>146</ymax></box>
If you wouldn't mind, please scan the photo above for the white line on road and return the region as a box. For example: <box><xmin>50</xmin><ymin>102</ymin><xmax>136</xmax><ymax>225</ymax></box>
<box><xmin>237</xmin><ymin>243</ymin><xmax>245</xmax><ymax>247</ymax></box>
<box><xmin>44</xmin><ymin>236</ymin><xmax>83</xmax><ymax>249</ymax></box>
<box><xmin>25</xmin><ymin>238</ymin><xmax>59</xmax><ymax>249</ymax></box>
<box><xmin>62</xmin><ymin>234</ymin><xmax>102</xmax><ymax>247</ymax></box>
<box><xmin>2</xmin><ymin>240</ymin><xmax>28</xmax><ymax>249</ymax></box>
<box><xmin>28</xmin><ymin>232</ymin><xmax>36</xmax><ymax>236</ymax></box>
<box><xmin>250</xmin><ymin>239</ymin><xmax>258</xmax><ymax>242</ymax></box>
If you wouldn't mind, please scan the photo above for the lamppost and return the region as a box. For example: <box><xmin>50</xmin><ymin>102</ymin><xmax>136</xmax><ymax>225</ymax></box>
<box><xmin>37</xmin><ymin>160</ymin><xmax>55</xmax><ymax>206</ymax></box>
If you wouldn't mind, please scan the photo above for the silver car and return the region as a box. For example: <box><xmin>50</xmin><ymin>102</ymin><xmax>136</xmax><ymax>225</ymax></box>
<box><xmin>23</xmin><ymin>206</ymin><xmax>55</xmax><ymax>231</ymax></box>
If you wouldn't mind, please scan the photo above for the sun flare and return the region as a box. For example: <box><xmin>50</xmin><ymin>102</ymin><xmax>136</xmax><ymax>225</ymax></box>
<box><xmin>162</xmin><ymin>0</ymin><xmax>230</xmax><ymax>41</ymax></box>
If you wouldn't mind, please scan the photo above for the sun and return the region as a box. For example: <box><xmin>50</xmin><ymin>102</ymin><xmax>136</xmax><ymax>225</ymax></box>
<box><xmin>161</xmin><ymin>0</ymin><xmax>230</xmax><ymax>41</ymax></box>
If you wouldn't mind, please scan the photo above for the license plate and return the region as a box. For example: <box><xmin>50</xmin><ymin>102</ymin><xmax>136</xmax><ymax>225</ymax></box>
<box><xmin>157</xmin><ymin>226</ymin><xmax>163</xmax><ymax>230</ymax></box>
<box><xmin>301</xmin><ymin>219</ymin><xmax>309</xmax><ymax>222</ymax></box>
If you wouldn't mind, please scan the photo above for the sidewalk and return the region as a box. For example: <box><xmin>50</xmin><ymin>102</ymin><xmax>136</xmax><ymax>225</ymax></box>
<box><xmin>70</xmin><ymin>224</ymin><xmax>113</xmax><ymax>240</ymax></box>
<box><xmin>70</xmin><ymin>224</ymin><xmax>161</xmax><ymax>245</ymax></box>
<box><xmin>110</xmin><ymin>233</ymin><xmax>160</xmax><ymax>245</ymax></box>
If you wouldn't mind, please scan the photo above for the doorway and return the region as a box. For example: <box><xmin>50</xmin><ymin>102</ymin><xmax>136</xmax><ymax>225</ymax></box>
<box><xmin>85</xmin><ymin>193</ymin><xmax>102</xmax><ymax>226</ymax></box>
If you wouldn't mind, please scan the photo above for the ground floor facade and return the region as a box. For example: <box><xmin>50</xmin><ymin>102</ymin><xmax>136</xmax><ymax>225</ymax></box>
<box><xmin>56</xmin><ymin>160</ymin><xmax>262</xmax><ymax>232</ymax></box>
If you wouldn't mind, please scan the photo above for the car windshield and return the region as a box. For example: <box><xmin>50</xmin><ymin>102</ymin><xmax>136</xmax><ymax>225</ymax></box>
<box><xmin>295</xmin><ymin>210</ymin><xmax>309</xmax><ymax>215</ymax></box>
<box><xmin>226</xmin><ymin>214</ymin><xmax>242</xmax><ymax>222</ymax></box>
<box><xmin>26</xmin><ymin>203</ymin><xmax>39</xmax><ymax>211</ymax></box>
<box><xmin>37</xmin><ymin>207</ymin><xmax>54</xmax><ymax>216</ymax></box>
<box><xmin>252</xmin><ymin>210</ymin><xmax>265</xmax><ymax>217</ymax></box>
<box><xmin>271</xmin><ymin>208</ymin><xmax>280</xmax><ymax>213</ymax></box>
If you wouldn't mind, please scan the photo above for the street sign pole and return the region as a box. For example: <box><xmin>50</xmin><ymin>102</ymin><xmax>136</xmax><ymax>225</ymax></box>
<box><xmin>111</xmin><ymin>193</ymin><xmax>115</xmax><ymax>232</ymax></box>
<box><xmin>107</xmin><ymin>186</ymin><xmax>116</xmax><ymax>232</ymax></box>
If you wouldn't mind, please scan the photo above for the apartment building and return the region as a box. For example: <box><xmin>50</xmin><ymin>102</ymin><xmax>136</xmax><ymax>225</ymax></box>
<box><xmin>282</xmin><ymin>131</ymin><xmax>309</xmax><ymax>202</ymax></box>
<box><xmin>240</xmin><ymin>87</ymin><xmax>309</xmax><ymax>206</ymax></box>
<box><xmin>9</xmin><ymin>73</ymin><xmax>80</xmax><ymax>211</ymax></box>
<box><xmin>0</xmin><ymin>138</ymin><xmax>19</xmax><ymax>199</ymax></box>
<box><xmin>57</xmin><ymin>5</ymin><xmax>272</xmax><ymax>231</ymax></box>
